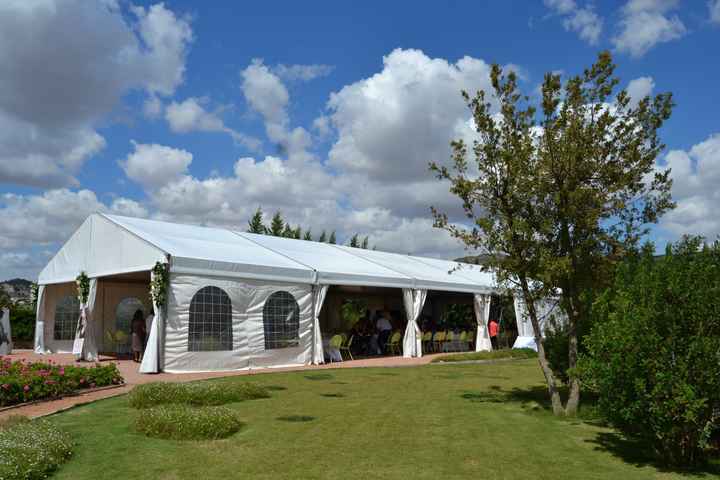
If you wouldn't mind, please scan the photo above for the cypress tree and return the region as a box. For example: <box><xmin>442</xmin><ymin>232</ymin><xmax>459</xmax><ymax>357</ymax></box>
<box><xmin>247</xmin><ymin>207</ymin><xmax>266</xmax><ymax>234</ymax></box>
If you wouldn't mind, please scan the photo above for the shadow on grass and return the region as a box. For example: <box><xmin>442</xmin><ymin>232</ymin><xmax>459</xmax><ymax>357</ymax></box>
<box><xmin>304</xmin><ymin>373</ymin><xmax>334</xmax><ymax>381</ymax></box>
<box><xmin>373</xmin><ymin>371</ymin><xmax>399</xmax><ymax>376</ymax></box>
<box><xmin>460</xmin><ymin>385</ymin><xmax>602</xmax><ymax>421</ymax></box>
<box><xmin>460</xmin><ymin>385</ymin><xmax>548</xmax><ymax>406</ymax></box>
<box><xmin>277</xmin><ymin>415</ymin><xmax>316</xmax><ymax>423</ymax></box>
<box><xmin>460</xmin><ymin>391</ymin><xmax>506</xmax><ymax>403</ymax></box>
<box><xmin>588</xmin><ymin>432</ymin><xmax>720</xmax><ymax>477</ymax></box>
<box><xmin>319</xmin><ymin>393</ymin><xmax>345</xmax><ymax>398</ymax></box>
<box><xmin>263</xmin><ymin>385</ymin><xmax>287</xmax><ymax>391</ymax></box>
<box><xmin>330</xmin><ymin>381</ymin><xmax>348</xmax><ymax>385</ymax></box>
<box><xmin>459</xmin><ymin>385</ymin><xmax>720</xmax><ymax>475</ymax></box>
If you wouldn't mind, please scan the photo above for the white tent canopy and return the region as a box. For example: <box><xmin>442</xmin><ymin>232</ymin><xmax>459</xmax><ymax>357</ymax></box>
<box><xmin>36</xmin><ymin>213</ymin><xmax>503</xmax><ymax>372</ymax></box>
<box><xmin>40</xmin><ymin>214</ymin><xmax>498</xmax><ymax>292</ymax></box>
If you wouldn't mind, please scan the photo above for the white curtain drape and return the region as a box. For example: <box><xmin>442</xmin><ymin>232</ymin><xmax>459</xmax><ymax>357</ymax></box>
<box><xmin>512</xmin><ymin>295</ymin><xmax>566</xmax><ymax>351</ymax></box>
<box><xmin>140</xmin><ymin>270</ymin><xmax>163</xmax><ymax>374</ymax></box>
<box><xmin>34</xmin><ymin>285</ymin><xmax>47</xmax><ymax>354</ymax></box>
<box><xmin>140</xmin><ymin>314</ymin><xmax>159</xmax><ymax>373</ymax></box>
<box><xmin>0</xmin><ymin>307</ymin><xmax>11</xmax><ymax>355</ymax></box>
<box><xmin>76</xmin><ymin>278</ymin><xmax>99</xmax><ymax>361</ymax></box>
<box><xmin>311</xmin><ymin>285</ymin><xmax>328</xmax><ymax>365</ymax></box>
<box><xmin>513</xmin><ymin>295</ymin><xmax>534</xmax><ymax>337</ymax></box>
<box><xmin>473</xmin><ymin>293</ymin><xmax>492</xmax><ymax>352</ymax></box>
<box><xmin>402</xmin><ymin>288</ymin><xmax>427</xmax><ymax>358</ymax></box>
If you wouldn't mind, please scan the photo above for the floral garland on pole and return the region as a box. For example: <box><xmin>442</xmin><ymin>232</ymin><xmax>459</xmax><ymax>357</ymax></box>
<box><xmin>76</xmin><ymin>272</ymin><xmax>90</xmax><ymax>305</ymax></box>
<box><xmin>150</xmin><ymin>262</ymin><xmax>169</xmax><ymax>307</ymax></box>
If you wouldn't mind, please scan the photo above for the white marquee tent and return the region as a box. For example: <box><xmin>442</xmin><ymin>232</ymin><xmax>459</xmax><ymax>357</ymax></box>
<box><xmin>33</xmin><ymin>213</ymin><xmax>531</xmax><ymax>373</ymax></box>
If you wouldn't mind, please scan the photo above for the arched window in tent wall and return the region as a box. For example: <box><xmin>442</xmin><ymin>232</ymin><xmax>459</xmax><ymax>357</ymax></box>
<box><xmin>263</xmin><ymin>291</ymin><xmax>300</xmax><ymax>350</ymax></box>
<box><xmin>54</xmin><ymin>295</ymin><xmax>80</xmax><ymax>340</ymax></box>
<box><xmin>188</xmin><ymin>286</ymin><xmax>233</xmax><ymax>351</ymax></box>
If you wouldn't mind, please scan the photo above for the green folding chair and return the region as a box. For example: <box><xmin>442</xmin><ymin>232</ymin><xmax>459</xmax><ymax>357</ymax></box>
<box><xmin>329</xmin><ymin>334</ymin><xmax>344</xmax><ymax>363</ymax></box>
<box><xmin>421</xmin><ymin>331</ymin><xmax>433</xmax><ymax>352</ymax></box>
<box><xmin>459</xmin><ymin>331</ymin><xmax>468</xmax><ymax>351</ymax></box>
<box><xmin>386</xmin><ymin>331</ymin><xmax>402</xmax><ymax>355</ymax></box>
<box><xmin>340</xmin><ymin>334</ymin><xmax>354</xmax><ymax>361</ymax></box>
<box><xmin>432</xmin><ymin>331</ymin><xmax>445</xmax><ymax>352</ymax></box>
<box><xmin>446</xmin><ymin>331</ymin><xmax>456</xmax><ymax>352</ymax></box>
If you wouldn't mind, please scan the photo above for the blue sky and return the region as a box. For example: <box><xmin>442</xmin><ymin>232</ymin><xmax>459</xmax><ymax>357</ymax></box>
<box><xmin>1</xmin><ymin>0</ymin><xmax>719</xmax><ymax>280</ymax></box>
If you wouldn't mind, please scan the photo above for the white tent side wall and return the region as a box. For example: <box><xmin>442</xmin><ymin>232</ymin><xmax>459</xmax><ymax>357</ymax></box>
<box><xmin>163</xmin><ymin>272</ymin><xmax>313</xmax><ymax>373</ymax></box>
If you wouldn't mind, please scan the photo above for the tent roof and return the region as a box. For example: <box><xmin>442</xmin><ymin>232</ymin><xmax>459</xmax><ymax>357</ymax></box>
<box><xmin>333</xmin><ymin>245</ymin><xmax>494</xmax><ymax>293</ymax></box>
<box><xmin>104</xmin><ymin>214</ymin><xmax>316</xmax><ymax>283</ymax></box>
<box><xmin>235</xmin><ymin>232</ymin><xmax>411</xmax><ymax>288</ymax></box>
<box><xmin>39</xmin><ymin>213</ymin><xmax>496</xmax><ymax>293</ymax></box>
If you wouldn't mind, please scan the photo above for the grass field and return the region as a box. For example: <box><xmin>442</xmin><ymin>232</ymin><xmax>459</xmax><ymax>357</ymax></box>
<box><xmin>47</xmin><ymin>359</ymin><xmax>718</xmax><ymax>479</ymax></box>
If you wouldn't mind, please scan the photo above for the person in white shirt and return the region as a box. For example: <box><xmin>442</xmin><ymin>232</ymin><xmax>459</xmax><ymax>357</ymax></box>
<box><xmin>376</xmin><ymin>310</ymin><xmax>393</xmax><ymax>354</ymax></box>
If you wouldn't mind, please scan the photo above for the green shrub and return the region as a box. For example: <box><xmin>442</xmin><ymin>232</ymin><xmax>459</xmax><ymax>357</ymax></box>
<box><xmin>134</xmin><ymin>405</ymin><xmax>244</xmax><ymax>440</ymax></box>
<box><xmin>431</xmin><ymin>348</ymin><xmax>536</xmax><ymax>363</ymax></box>
<box><xmin>579</xmin><ymin>237</ymin><xmax>720</xmax><ymax>467</ymax></box>
<box><xmin>128</xmin><ymin>381</ymin><xmax>270</xmax><ymax>409</ymax></box>
<box><xmin>9</xmin><ymin>305</ymin><xmax>35</xmax><ymax>342</ymax></box>
<box><xmin>0</xmin><ymin>417</ymin><xmax>73</xmax><ymax>479</ymax></box>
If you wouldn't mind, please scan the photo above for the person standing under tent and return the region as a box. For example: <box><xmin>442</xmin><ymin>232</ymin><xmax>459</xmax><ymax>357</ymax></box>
<box><xmin>130</xmin><ymin>309</ymin><xmax>146</xmax><ymax>362</ymax></box>
<box><xmin>489</xmin><ymin>317</ymin><xmax>499</xmax><ymax>350</ymax></box>
<box><xmin>376</xmin><ymin>310</ymin><xmax>393</xmax><ymax>354</ymax></box>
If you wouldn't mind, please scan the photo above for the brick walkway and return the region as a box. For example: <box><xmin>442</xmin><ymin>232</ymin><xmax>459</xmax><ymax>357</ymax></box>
<box><xmin>1</xmin><ymin>350</ymin><xmax>443</xmax><ymax>420</ymax></box>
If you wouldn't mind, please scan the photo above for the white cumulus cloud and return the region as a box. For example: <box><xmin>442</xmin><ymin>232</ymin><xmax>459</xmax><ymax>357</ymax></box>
<box><xmin>626</xmin><ymin>76</ymin><xmax>655</xmax><ymax>107</ymax></box>
<box><xmin>710</xmin><ymin>0</ymin><xmax>720</xmax><ymax>24</ymax></box>
<box><xmin>119</xmin><ymin>142</ymin><xmax>193</xmax><ymax>189</ymax></box>
<box><xmin>274</xmin><ymin>63</ymin><xmax>334</xmax><ymax>82</ymax></box>
<box><xmin>0</xmin><ymin>0</ymin><xmax>193</xmax><ymax>188</ymax></box>
<box><xmin>612</xmin><ymin>0</ymin><xmax>687</xmax><ymax>57</ymax></box>
<box><xmin>544</xmin><ymin>0</ymin><xmax>604</xmax><ymax>45</ymax></box>
<box><xmin>660</xmin><ymin>133</ymin><xmax>720</xmax><ymax>239</ymax></box>
<box><xmin>165</xmin><ymin>97</ymin><xmax>261</xmax><ymax>151</ymax></box>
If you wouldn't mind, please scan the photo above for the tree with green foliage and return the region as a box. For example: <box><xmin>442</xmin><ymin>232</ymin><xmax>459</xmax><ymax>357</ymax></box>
<box><xmin>328</xmin><ymin>231</ymin><xmax>337</xmax><ymax>244</ymax></box>
<box><xmin>349</xmin><ymin>234</ymin><xmax>360</xmax><ymax>248</ymax></box>
<box><xmin>430</xmin><ymin>51</ymin><xmax>675</xmax><ymax>416</ymax></box>
<box><xmin>247</xmin><ymin>207</ymin><xmax>267</xmax><ymax>234</ymax></box>
<box><xmin>293</xmin><ymin>226</ymin><xmax>302</xmax><ymax>239</ymax></box>
<box><xmin>318</xmin><ymin>231</ymin><xmax>327</xmax><ymax>243</ymax></box>
<box><xmin>303</xmin><ymin>230</ymin><xmax>312</xmax><ymax>241</ymax></box>
<box><xmin>269</xmin><ymin>212</ymin><xmax>285</xmax><ymax>237</ymax></box>
<box><xmin>361</xmin><ymin>236</ymin><xmax>369</xmax><ymax>249</ymax></box>
<box><xmin>579</xmin><ymin>237</ymin><xmax>720</xmax><ymax>466</ymax></box>
<box><xmin>281</xmin><ymin>223</ymin><xmax>294</xmax><ymax>238</ymax></box>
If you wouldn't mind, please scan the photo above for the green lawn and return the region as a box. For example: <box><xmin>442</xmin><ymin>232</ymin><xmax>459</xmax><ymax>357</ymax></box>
<box><xmin>48</xmin><ymin>360</ymin><xmax>717</xmax><ymax>479</ymax></box>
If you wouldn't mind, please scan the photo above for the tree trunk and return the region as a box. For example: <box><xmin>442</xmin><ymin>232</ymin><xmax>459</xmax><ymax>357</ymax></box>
<box><xmin>520</xmin><ymin>278</ymin><xmax>564</xmax><ymax>415</ymax></box>
<box><xmin>564</xmin><ymin>298</ymin><xmax>581</xmax><ymax>416</ymax></box>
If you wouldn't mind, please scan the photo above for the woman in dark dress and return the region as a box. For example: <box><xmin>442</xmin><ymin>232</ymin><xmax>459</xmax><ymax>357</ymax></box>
<box><xmin>130</xmin><ymin>309</ymin><xmax>146</xmax><ymax>362</ymax></box>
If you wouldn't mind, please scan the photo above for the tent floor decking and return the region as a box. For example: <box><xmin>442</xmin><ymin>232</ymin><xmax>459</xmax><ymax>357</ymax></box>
<box><xmin>1</xmin><ymin>350</ymin><xmax>447</xmax><ymax>420</ymax></box>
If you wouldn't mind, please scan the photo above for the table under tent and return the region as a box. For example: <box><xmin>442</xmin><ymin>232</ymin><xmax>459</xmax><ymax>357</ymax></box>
<box><xmin>33</xmin><ymin>214</ymin><xmax>560</xmax><ymax>373</ymax></box>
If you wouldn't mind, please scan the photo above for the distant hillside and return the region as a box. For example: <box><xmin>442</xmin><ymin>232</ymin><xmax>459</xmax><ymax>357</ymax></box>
<box><xmin>1</xmin><ymin>278</ymin><xmax>33</xmax><ymax>304</ymax></box>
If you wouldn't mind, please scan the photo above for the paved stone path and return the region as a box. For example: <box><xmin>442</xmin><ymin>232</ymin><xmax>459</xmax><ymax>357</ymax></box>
<box><xmin>1</xmin><ymin>350</ymin><xmax>446</xmax><ymax>419</ymax></box>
